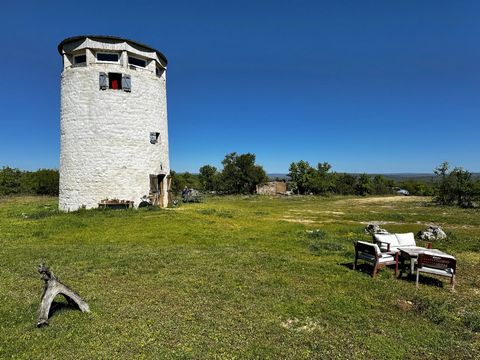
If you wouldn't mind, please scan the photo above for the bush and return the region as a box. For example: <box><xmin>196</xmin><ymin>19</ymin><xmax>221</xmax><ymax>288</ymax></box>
<box><xmin>0</xmin><ymin>167</ymin><xmax>59</xmax><ymax>196</ymax></box>
<box><xmin>434</xmin><ymin>162</ymin><xmax>479</xmax><ymax>208</ymax></box>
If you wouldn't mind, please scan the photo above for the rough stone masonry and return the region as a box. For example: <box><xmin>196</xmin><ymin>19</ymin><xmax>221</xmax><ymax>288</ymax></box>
<box><xmin>58</xmin><ymin>35</ymin><xmax>170</xmax><ymax>211</ymax></box>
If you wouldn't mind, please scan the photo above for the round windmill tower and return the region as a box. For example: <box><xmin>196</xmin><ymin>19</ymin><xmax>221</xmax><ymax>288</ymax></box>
<box><xmin>58</xmin><ymin>35</ymin><xmax>170</xmax><ymax>211</ymax></box>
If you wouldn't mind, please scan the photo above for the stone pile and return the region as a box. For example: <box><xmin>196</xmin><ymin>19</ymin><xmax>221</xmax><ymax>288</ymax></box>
<box><xmin>417</xmin><ymin>225</ymin><xmax>447</xmax><ymax>241</ymax></box>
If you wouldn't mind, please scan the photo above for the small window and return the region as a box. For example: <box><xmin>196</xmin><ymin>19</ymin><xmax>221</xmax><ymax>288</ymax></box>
<box><xmin>73</xmin><ymin>54</ymin><xmax>86</xmax><ymax>65</ymax></box>
<box><xmin>108</xmin><ymin>73</ymin><xmax>122</xmax><ymax>90</ymax></box>
<box><xmin>150</xmin><ymin>132</ymin><xmax>160</xmax><ymax>144</ymax></box>
<box><xmin>156</xmin><ymin>67</ymin><xmax>164</xmax><ymax>78</ymax></box>
<box><xmin>128</xmin><ymin>56</ymin><xmax>147</xmax><ymax>68</ymax></box>
<box><xmin>97</xmin><ymin>53</ymin><xmax>119</xmax><ymax>62</ymax></box>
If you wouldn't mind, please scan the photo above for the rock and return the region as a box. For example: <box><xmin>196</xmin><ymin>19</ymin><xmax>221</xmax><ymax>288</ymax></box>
<box><xmin>417</xmin><ymin>225</ymin><xmax>447</xmax><ymax>241</ymax></box>
<box><xmin>364</xmin><ymin>224</ymin><xmax>390</xmax><ymax>235</ymax></box>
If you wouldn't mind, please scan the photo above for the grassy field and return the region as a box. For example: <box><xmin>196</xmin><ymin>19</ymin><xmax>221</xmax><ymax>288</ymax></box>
<box><xmin>0</xmin><ymin>195</ymin><xmax>479</xmax><ymax>359</ymax></box>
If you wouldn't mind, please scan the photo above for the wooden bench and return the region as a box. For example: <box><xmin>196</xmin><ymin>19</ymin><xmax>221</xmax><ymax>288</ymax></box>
<box><xmin>353</xmin><ymin>241</ymin><xmax>398</xmax><ymax>277</ymax></box>
<box><xmin>416</xmin><ymin>253</ymin><xmax>456</xmax><ymax>290</ymax></box>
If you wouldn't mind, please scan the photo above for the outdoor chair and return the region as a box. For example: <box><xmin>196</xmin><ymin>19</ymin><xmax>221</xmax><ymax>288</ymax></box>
<box><xmin>353</xmin><ymin>241</ymin><xmax>398</xmax><ymax>277</ymax></box>
<box><xmin>416</xmin><ymin>253</ymin><xmax>456</xmax><ymax>290</ymax></box>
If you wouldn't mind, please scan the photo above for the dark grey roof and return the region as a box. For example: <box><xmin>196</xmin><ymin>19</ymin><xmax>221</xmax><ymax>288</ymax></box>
<box><xmin>58</xmin><ymin>35</ymin><xmax>168</xmax><ymax>65</ymax></box>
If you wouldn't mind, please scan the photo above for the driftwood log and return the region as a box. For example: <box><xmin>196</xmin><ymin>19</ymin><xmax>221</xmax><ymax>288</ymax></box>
<box><xmin>37</xmin><ymin>264</ymin><xmax>90</xmax><ymax>327</ymax></box>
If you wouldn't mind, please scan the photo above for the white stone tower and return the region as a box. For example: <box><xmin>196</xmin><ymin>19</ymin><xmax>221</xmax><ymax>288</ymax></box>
<box><xmin>58</xmin><ymin>35</ymin><xmax>170</xmax><ymax>211</ymax></box>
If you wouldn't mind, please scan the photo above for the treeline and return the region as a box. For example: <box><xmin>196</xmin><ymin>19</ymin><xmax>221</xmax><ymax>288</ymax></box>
<box><xmin>171</xmin><ymin>152</ymin><xmax>267</xmax><ymax>195</ymax></box>
<box><xmin>170</xmin><ymin>154</ymin><xmax>437</xmax><ymax>197</ymax></box>
<box><xmin>0</xmin><ymin>167</ymin><xmax>59</xmax><ymax>196</ymax></box>
<box><xmin>287</xmin><ymin>160</ymin><xmax>435</xmax><ymax>196</ymax></box>
<box><xmin>3</xmin><ymin>157</ymin><xmax>479</xmax><ymax>208</ymax></box>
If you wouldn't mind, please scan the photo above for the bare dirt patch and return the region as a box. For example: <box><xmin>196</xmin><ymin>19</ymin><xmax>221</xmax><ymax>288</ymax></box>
<box><xmin>337</xmin><ymin>196</ymin><xmax>429</xmax><ymax>205</ymax></box>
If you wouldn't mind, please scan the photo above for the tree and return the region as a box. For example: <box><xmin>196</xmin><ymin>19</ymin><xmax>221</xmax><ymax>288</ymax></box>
<box><xmin>288</xmin><ymin>160</ymin><xmax>313</xmax><ymax>194</ymax></box>
<box><xmin>170</xmin><ymin>171</ymin><xmax>200</xmax><ymax>194</ymax></box>
<box><xmin>449</xmin><ymin>167</ymin><xmax>475</xmax><ymax>208</ymax></box>
<box><xmin>220</xmin><ymin>152</ymin><xmax>268</xmax><ymax>194</ymax></box>
<box><xmin>434</xmin><ymin>162</ymin><xmax>451</xmax><ymax>205</ymax></box>
<box><xmin>333</xmin><ymin>173</ymin><xmax>357</xmax><ymax>195</ymax></box>
<box><xmin>0</xmin><ymin>167</ymin><xmax>23</xmax><ymax>195</ymax></box>
<box><xmin>28</xmin><ymin>169</ymin><xmax>59</xmax><ymax>195</ymax></box>
<box><xmin>199</xmin><ymin>165</ymin><xmax>220</xmax><ymax>192</ymax></box>
<box><xmin>355</xmin><ymin>174</ymin><xmax>372</xmax><ymax>196</ymax></box>
<box><xmin>372</xmin><ymin>175</ymin><xmax>393</xmax><ymax>195</ymax></box>
<box><xmin>309</xmin><ymin>162</ymin><xmax>334</xmax><ymax>194</ymax></box>
<box><xmin>433</xmin><ymin>162</ymin><xmax>478</xmax><ymax>207</ymax></box>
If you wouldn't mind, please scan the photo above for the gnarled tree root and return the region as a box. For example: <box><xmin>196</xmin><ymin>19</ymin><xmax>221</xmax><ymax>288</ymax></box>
<box><xmin>37</xmin><ymin>264</ymin><xmax>90</xmax><ymax>327</ymax></box>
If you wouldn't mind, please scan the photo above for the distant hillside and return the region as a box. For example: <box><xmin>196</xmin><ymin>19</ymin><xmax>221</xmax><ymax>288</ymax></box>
<box><xmin>268</xmin><ymin>173</ymin><xmax>480</xmax><ymax>182</ymax></box>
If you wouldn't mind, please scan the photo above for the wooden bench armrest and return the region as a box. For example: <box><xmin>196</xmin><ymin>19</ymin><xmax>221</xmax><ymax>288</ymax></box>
<box><xmin>374</xmin><ymin>240</ymin><xmax>391</xmax><ymax>252</ymax></box>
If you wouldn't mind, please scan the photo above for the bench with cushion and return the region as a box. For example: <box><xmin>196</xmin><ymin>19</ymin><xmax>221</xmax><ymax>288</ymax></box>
<box><xmin>353</xmin><ymin>241</ymin><xmax>398</xmax><ymax>277</ymax></box>
<box><xmin>373</xmin><ymin>232</ymin><xmax>419</xmax><ymax>254</ymax></box>
<box><xmin>416</xmin><ymin>253</ymin><xmax>456</xmax><ymax>289</ymax></box>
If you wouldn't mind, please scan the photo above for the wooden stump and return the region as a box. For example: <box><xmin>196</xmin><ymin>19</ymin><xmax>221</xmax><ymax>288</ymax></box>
<box><xmin>37</xmin><ymin>264</ymin><xmax>90</xmax><ymax>327</ymax></box>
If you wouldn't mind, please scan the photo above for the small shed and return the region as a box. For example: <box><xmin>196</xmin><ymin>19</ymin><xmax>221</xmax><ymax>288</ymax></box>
<box><xmin>256</xmin><ymin>181</ymin><xmax>287</xmax><ymax>195</ymax></box>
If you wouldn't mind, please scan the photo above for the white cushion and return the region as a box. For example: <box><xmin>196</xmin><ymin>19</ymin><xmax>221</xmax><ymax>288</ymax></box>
<box><xmin>374</xmin><ymin>234</ymin><xmax>399</xmax><ymax>252</ymax></box>
<box><xmin>378</xmin><ymin>254</ymin><xmax>395</xmax><ymax>263</ymax></box>
<box><xmin>418</xmin><ymin>267</ymin><xmax>454</xmax><ymax>277</ymax></box>
<box><xmin>395</xmin><ymin>233</ymin><xmax>416</xmax><ymax>247</ymax></box>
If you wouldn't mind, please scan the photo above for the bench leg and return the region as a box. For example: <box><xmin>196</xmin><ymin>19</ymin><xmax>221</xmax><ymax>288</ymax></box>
<box><xmin>353</xmin><ymin>254</ymin><xmax>357</xmax><ymax>270</ymax></box>
<box><xmin>372</xmin><ymin>262</ymin><xmax>378</xmax><ymax>278</ymax></box>
<box><xmin>451</xmin><ymin>275</ymin><xmax>455</xmax><ymax>290</ymax></box>
<box><xmin>395</xmin><ymin>253</ymin><xmax>399</xmax><ymax>276</ymax></box>
<box><xmin>416</xmin><ymin>270</ymin><xmax>420</xmax><ymax>288</ymax></box>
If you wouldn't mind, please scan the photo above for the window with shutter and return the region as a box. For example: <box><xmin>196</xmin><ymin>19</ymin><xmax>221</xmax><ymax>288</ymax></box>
<box><xmin>122</xmin><ymin>74</ymin><xmax>131</xmax><ymax>92</ymax></box>
<box><xmin>99</xmin><ymin>72</ymin><xmax>108</xmax><ymax>90</ymax></box>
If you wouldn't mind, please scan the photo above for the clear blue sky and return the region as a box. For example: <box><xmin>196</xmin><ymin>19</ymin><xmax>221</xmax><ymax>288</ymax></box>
<box><xmin>1</xmin><ymin>0</ymin><xmax>479</xmax><ymax>173</ymax></box>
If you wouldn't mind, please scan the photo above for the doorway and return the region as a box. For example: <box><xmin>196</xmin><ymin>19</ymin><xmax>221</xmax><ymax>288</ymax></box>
<box><xmin>149</xmin><ymin>174</ymin><xmax>165</xmax><ymax>206</ymax></box>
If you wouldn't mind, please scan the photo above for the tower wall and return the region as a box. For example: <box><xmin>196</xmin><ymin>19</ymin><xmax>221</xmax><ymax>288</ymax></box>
<box><xmin>58</xmin><ymin>36</ymin><xmax>169</xmax><ymax>211</ymax></box>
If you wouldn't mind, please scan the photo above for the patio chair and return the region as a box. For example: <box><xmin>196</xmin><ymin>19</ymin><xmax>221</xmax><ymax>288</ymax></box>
<box><xmin>353</xmin><ymin>241</ymin><xmax>398</xmax><ymax>277</ymax></box>
<box><xmin>416</xmin><ymin>253</ymin><xmax>456</xmax><ymax>290</ymax></box>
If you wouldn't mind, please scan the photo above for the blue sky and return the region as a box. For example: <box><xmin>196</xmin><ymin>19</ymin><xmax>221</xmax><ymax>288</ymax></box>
<box><xmin>0</xmin><ymin>0</ymin><xmax>479</xmax><ymax>173</ymax></box>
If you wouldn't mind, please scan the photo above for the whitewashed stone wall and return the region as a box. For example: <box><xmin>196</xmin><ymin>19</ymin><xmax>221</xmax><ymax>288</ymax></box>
<box><xmin>59</xmin><ymin>39</ymin><xmax>169</xmax><ymax>211</ymax></box>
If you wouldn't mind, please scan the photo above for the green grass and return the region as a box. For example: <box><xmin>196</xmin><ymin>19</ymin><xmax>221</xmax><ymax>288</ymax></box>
<box><xmin>0</xmin><ymin>195</ymin><xmax>479</xmax><ymax>359</ymax></box>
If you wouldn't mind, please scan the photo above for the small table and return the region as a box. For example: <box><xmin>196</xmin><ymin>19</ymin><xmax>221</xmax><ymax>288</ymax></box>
<box><xmin>398</xmin><ymin>246</ymin><xmax>452</xmax><ymax>277</ymax></box>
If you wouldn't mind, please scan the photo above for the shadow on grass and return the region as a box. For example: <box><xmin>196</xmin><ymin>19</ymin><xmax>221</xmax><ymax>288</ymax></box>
<box><xmin>48</xmin><ymin>298</ymin><xmax>82</xmax><ymax>319</ymax></box>
<box><xmin>340</xmin><ymin>262</ymin><xmax>375</xmax><ymax>277</ymax></box>
<box><xmin>397</xmin><ymin>273</ymin><xmax>446</xmax><ymax>288</ymax></box>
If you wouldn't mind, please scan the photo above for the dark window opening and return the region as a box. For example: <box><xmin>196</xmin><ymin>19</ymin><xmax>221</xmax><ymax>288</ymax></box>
<box><xmin>109</xmin><ymin>73</ymin><xmax>122</xmax><ymax>90</ymax></box>
<box><xmin>156</xmin><ymin>67</ymin><xmax>164</xmax><ymax>77</ymax></box>
<box><xmin>150</xmin><ymin>132</ymin><xmax>160</xmax><ymax>144</ymax></box>
<box><xmin>97</xmin><ymin>53</ymin><xmax>119</xmax><ymax>62</ymax></box>
<box><xmin>73</xmin><ymin>54</ymin><xmax>86</xmax><ymax>64</ymax></box>
<box><xmin>128</xmin><ymin>56</ymin><xmax>147</xmax><ymax>68</ymax></box>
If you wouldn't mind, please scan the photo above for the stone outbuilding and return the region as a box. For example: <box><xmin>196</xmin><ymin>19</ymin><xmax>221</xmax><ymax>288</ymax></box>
<box><xmin>256</xmin><ymin>181</ymin><xmax>288</xmax><ymax>195</ymax></box>
<box><xmin>58</xmin><ymin>35</ymin><xmax>170</xmax><ymax>211</ymax></box>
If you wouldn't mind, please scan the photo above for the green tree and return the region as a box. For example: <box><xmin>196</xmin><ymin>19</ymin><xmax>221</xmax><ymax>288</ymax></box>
<box><xmin>170</xmin><ymin>171</ymin><xmax>200</xmax><ymax>195</ymax></box>
<box><xmin>355</xmin><ymin>174</ymin><xmax>372</xmax><ymax>196</ymax></box>
<box><xmin>372</xmin><ymin>175</ymin><xmax>393</xmax><ymax>195</ymax></box>
<box><xmin>434</xmin><ymin>162</ymin><xmax>452</xmax><ymax>205</ymax></box>
<box><xmin>199</xmin><ymin>165</ymin><xmax>220</xmax><ymax>192</ymax></box>
<box><xmin>309</xmin><ymin>162</ymin><xmax>334</xmax><ymax>194</ymax></box>
<box><xmin>288</xmin><ymin>160</ymin><xmax>313</xmax><ymax>194</ymax></box>
<box><xmin>0</xmin><ymin>167</ymin><xmax>24</xmax><ymax>195</ymax></box>
<box><xmin>28</xmin><ymin>169</ymin><xmax>59</xmax><ymax>195</ymax></box>
<box><xmin>220</xmin><ymin>152</ymin><xmax>268</xmax><ymax>194</ymax></box>
<box><xmin>333</xmin><ymin>173</ymin><xmax>356</xmax><ymax>195</ymax></box>
<box><xmin>433</xmin><ymin>162</ymin><xmax>478</xmax><ymax>207</ymax></box>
